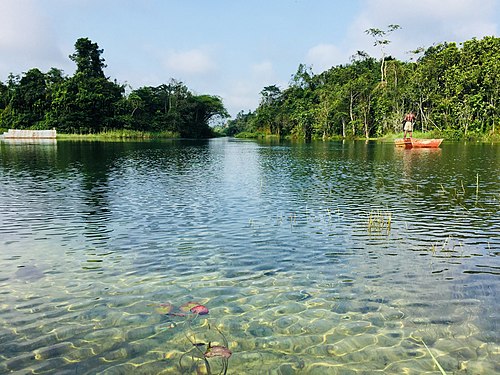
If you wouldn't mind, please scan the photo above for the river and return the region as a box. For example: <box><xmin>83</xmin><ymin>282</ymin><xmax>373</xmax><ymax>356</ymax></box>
<box><xmin>0</xmin><ymin>138</ymin><xmax>498</xmax><ymax>374</ymax></box>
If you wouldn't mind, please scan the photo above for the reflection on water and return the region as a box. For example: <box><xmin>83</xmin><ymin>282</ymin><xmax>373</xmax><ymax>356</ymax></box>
<box><xmin>0</xmin><ymin>138</ymin><xmax>498</xmax><ymax>374</ymax></box>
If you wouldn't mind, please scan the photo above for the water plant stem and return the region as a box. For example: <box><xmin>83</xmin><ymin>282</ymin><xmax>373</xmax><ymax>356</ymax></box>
<box><xmin>420</xmin><ymin>339</ymin><xmax>447</xmax><ymax>375</ymax></box>
<box><xmin>410</xmin><ymin>334</ymin><xmax>447</xmax><ymax>375</ymax></box>
<box><xmin>367</xmin><ymin>209</ymin><xmax>392</xmax><ymax>234</ymax></box>
<box><xmin>476</xmin><ymin>173</ymin><xmax>479</xmax><ymax>202</ymax></box>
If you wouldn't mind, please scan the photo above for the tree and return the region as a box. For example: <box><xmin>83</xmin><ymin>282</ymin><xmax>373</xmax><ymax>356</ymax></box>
<box><xmin>69</xmin><ymin>37</ymin><xmax>106</xmax><ymax>78</ymax></box>
<box><xmin>224</xmin><ymin>111</ymin><xmax>256</xmax><ymax>136</ymax></box>
<box><xmin>365</xmin><ymin>24</ymin><xmax>401</xmax><ymax>83</ymax></box>
<box><xmin>286</xmin><ymin>65</ymin><xmax>319</xmax><ymax>140</ymax></box>
<box><xmin>118</xmin><ymin>80</ymin><xmax>228</xmax><ymax>137</ymax></box>
<box><xmin>0</xmin><ymin>81</ymin><xmax>9</xmax><ymax>110</ymax></box>
<box><xmin>48</xmin><ymin>38</ymin><xmax>124</xmax><ymax>133</ymax></box>
<box><xmin>254</xmin><ymin>85</ymin><xmax>284</xmax><ymax>135</ymax></box>
<box><xmin>0</xmin><ymin>68</ymin><xmax>49</xmax><ymax>129</ymax></box>
<box><xmin>410</xmin><ymin>42</ymin><xmax>460</xmax><ymax>132</ymax></box>
<box><xmin>0</xmin><ymin>37</ymin><xmax>228</xmax><ymax>137</ymax></box>
<box><xmin>184</xmin><ymin>94</ymin><xmax>228</xmax><ymax>137</ymax></box>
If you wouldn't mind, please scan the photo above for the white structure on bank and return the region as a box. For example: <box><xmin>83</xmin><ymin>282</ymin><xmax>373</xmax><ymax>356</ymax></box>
<box><xmin>1</xmin><ymin>129</ymin><xmax>57</xmax><ymax>139</ymax></box>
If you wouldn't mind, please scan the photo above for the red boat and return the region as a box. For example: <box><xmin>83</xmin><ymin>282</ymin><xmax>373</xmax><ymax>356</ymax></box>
<box><xmin>394</xmin><ymin>138</ymin><xmax>443</xmax><ymax>148</ymax></box>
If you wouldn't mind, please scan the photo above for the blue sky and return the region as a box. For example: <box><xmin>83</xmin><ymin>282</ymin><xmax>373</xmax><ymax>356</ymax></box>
<box><xmin>1</xmin><ymin>0</ymin><xmax>498</xmax><ymax>117</ymax></box>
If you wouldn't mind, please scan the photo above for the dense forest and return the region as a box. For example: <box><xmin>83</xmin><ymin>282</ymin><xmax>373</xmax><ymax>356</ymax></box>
<box><xmin>0</xmin><ymin>38</ymin><xmax>228</xmax><ymax>138</ymax></box>
<box><xmin>2</xmin><ymin>35</ymin><xmax>500</xmax><ymax>140</ymax></box>
<box><xmin>225</xmin><ymin>35</ymin><xmax>500</xmax><ymax>140</ymax></box>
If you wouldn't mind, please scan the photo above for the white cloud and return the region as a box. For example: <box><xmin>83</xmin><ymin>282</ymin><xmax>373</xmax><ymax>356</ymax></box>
<box><xmin>349</xmin><ymin>0</ymin><xmax>498</xmax><ymax>61</ymax></box>
<box><xmin>224</xmin><ymin>82</ymin><xmax>260</xmax><ymax>114</ymax></box>
<box><xmin>164</xmin><ymin>48</ymin><xmax>217</xmax><ymax>75</ymax></box>
<box><xmin>306</xmin><ymin>44</ymin><xmax>343</xmax><ymax>73</ymax></box>
<box><xmin>0</xmin><ymin>0</ymin><xmax>66</xmax><ymax>76</ymax></box>
<box><xmin>221</xmin><ymin>60</ymin><xmax>285</xmax><ymax>116</ymax></box>
<box><xmin>251</xmin><ymin>60</ymin><xmax>274</xmax><ymax>80</ymax></box>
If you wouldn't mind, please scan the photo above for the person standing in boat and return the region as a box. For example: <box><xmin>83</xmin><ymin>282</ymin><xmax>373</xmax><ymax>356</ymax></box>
<box><xmin>403</xmin><ymin>111</ymin><xmax>416</xmax><ymax>139</ymax></box>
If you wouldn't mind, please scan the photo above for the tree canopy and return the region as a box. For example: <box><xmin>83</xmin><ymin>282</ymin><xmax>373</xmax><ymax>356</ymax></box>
<box><xmin>0</xmin><ymin>37</ymin><xmax>229</xmax><ymax>137</ymax></box>
<box><xmin>226</xmin><ymin>35</ymin><xmax>500</xmax><ymax>140</ymax></box>
<box><xmin>2</xmin><ymin>35</ymin><xmax>500</xmax><ymax>140</ymax></box>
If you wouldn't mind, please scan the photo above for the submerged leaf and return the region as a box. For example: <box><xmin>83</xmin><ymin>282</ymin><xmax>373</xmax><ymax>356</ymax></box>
<box><xmin>190</xmin><ymin>305</ymin><xmax>209</xmax><ymax>315</ymax></box>
<box><xmin>155</xmin><ymin>302</ymin><xmax>174</xmax><ymax>314</ymax></box>
<box><xmin>180</xmin><ymin>301</ymin><xmax>202</xmax><ymax>312</ymax></box>
<box><xmin>204</xmin><ymin>345</ymin><xmax>232</xmax><ymax>359</ymax></box>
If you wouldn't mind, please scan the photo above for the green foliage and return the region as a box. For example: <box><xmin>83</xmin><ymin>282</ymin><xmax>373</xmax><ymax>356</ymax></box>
<box><xmin>116</xmin><ymin>80</ymin><xmax>228</xmax><ymax>137</ymax></box>
<box><xmin>230</xmin><ymin>36</ymin><xmax>500</xmax><ymax>141</ymax></box>
<box><xmin>46</xmin><ymin>72</ymin><xmax>124</xmax><ymax>133</ymax></box>
<box><xmin>222</xmin><ymin>111</ymin><xmax>257</xmax><ymax>136</ymax></box>
<box><xmin>56</xmin><ymin>129</ymin><xmax>180</xmax><ymax>140</ymax></box>
<box><xmin>0</xmin><ymin>38</ymin><xmax>228</xmax><ymax>138</ymax></box>
<box><xmin>69</xmin><ymin>37</ymin><xmax>106</xmax><ymax>78</ymax></box>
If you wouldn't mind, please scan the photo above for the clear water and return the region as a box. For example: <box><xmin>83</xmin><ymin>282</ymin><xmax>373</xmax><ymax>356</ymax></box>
<box><xmin>0</xmin><ymin>138</ymin><xmax>498</xmax><ymax>374</ymax></box>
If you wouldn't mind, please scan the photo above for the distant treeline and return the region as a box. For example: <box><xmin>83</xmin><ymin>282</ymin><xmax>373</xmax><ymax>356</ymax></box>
<box><xmin>225</xmin><ymin>36</ymin><xmax>500</xmax><ymax>140</ymax></box>
<box><xmin>0</xmin><ymin>38</ymin><xmax>228</xmax><ymax>138</ymax></box>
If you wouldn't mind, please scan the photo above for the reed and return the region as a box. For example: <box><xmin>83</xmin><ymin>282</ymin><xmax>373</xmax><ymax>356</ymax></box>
<box><xmin>410</xmin><ymin>335</ymin><xmax>447</xmax><ymax>374</ymax></box>
<box><xmin>57</xmin><ymin>129</ymin><xmax>180</xmax><ymax>140</ymax></box>
<box><xmin>430</xmin><ymin>237</ymin><xmax>450</xmax><ymax>255</ymax></box>
<box><xmin>429</xmin><ymin>236</ymin><xmax>465</xmax><ymax>257</ymax></box>
<box><xmin>439</xmin><ymin>175</ymin><xmax>482</xmax><ymax>211</ymax></box>
<box><xmin>421</xmin><ymin>339</ymin><xmax>447</xmax><ymax>375</ymax></box>
<box><xmin>475</xmin><ymin>173</ymin><xmax>479</xmax><ymax>203</ymax></box>
<box><xmin>367</xmin><ymin>209</ymin><xmax>392</xmax><ymax>233</ymax></box>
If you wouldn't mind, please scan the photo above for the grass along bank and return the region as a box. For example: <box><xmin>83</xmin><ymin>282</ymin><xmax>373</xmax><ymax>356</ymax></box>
<box><xmin>56</xmin><ymin>129</ymin><xmax>180</xmax><ymax>140</ymax></box>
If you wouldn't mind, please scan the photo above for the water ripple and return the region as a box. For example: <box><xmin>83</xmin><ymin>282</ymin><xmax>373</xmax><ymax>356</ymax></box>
<box><xmin>0</xmin><ymin>139</ymin><xmax>498</xmax><ymax>373</ymax></box>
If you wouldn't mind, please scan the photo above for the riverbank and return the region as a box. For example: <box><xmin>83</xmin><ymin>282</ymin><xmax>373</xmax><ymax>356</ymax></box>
<box><xmin>234</xmin><ymin>129</ymin><xmax>500</xmax><ymax>143</ymax></box>
<box><xmin>55</xmin><ymin>129</ymin><xmax>180</xmax><ymax>140</ymax></box>
<box><xmin>2</xmin><ymin>127</ymin><xmax>498</xmax><ymax>143</ymax></box>
<box><xmin>382</xmin><ymin>129</ymin><xmax>500</xmax><ymax>143</ymax></box>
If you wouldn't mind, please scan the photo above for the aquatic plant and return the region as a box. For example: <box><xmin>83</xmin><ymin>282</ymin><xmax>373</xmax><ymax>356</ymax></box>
<box><xmin>190</xmin><ymin>305</ymin><xmax>209</xmax><ymax>315</ymax></box>
<box><xmin>429</xmin><ymin>236</ymin><xmax>464</xmax><ymax>257</ymax></box>
<box><xmin>180</xmin><ymin>324</ymin><xmax>232</xmax><ymax>375</ymax></box>
<box><xmin>475</xmin><ymin>173</ymin><xmax>479</xmax><ymax>203</ymax></box>
<box><xmin>180</xmin><ymin>301</ymin><xmax>203</xmax><ymax>313</ymax></box>
<box><xmin>367</xmin><ymin>209</ymin><xmax>392</xmax><ymax>233</ymax></box>
<box><xmin>155</xmin><ymin>302</ymin><xmax>174</xmax><ymax>314</ymax></box>
<box><xmin>155</xmin><ymin>301</ymin><xmax>210</xmax><ymax>317</ymax></box>
<box><xmin>421</xmin><ymin>339</ymin><xmax>447</xmax><ymax>375</ymax></box>
<box><xmin>204</xmin><ymin>343</ymin><xmax>232</xmax><ymax>359</ymax></box>
<box><xmin>411</xmin><ymin>335</ymin><xmax>447</xmax><ymax>375</ymax></box>
<box><xmin>154</xmin><ymin>301</ymin><xmax>230</xmax><ymax>374</ymax></box>
<box><xmin>438</xmin><ymin>173</ymin><xmax>483</xmax><ymax>210</ymax></box>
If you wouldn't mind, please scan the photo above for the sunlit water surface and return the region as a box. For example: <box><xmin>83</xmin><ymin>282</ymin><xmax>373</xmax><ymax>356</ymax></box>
<box><xmin>0</xmin><ymin>138</ymin><xmax>498</xmax><ymax>374</ymax></box>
